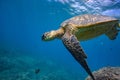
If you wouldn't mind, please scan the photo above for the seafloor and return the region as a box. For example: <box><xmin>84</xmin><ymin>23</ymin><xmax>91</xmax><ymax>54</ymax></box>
<box><xmin>0</xmin><ymin>48</ymin><xmax>85</xmax><ymax>80</ymax></box>
<box><xmin>1</xmin><ymin>48</ymin><xmax>120</xmax><ymax>80</ymax></box>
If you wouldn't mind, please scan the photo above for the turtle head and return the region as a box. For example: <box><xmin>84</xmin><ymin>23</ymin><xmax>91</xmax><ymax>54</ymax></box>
<box><xmin>42</xmin><ymin>28</ymin><xmax>64</xmax><ymax>41</ymax></box>
<box><xmin>42</xmin><ymin>31</ymin><xmax>57</xmax><ymax>41</ymax></box>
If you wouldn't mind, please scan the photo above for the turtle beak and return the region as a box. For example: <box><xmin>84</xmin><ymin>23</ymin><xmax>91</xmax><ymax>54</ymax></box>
<box><xmin>42</xmin><ymin>34</ymin><xmax>45</xmax><ymax>40</ymax></box>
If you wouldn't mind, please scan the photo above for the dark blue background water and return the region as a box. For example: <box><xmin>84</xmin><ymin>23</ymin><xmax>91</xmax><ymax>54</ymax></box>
<box><xmin>0</xmin><ymin>0</ymin><xmax>120</xmax><ymax>80</ymax></box>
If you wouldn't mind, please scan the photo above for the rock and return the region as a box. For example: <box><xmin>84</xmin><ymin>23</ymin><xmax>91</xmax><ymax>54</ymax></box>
<box><xmin>86</xmin><ymin>67</ymin><xmax>120</xmax><ymax>80</ymax></box>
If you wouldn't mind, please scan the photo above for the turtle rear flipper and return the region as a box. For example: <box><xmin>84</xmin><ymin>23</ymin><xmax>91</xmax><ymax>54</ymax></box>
<box><xmin>105</xmin><ymin>26</ymin><xmax>119</xmax><ymax>40</ymax></box>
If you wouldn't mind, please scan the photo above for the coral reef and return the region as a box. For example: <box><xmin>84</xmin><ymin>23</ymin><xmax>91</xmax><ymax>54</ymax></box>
<box><xmin>86</xmin><ymin>67</ymin><xmax>120</xmax><ymax>80</ymax></box>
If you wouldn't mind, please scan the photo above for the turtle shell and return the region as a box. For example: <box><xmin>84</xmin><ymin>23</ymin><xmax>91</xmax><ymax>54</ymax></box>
<box><xmin>61</xmin><ymin>14</ymin><xmax>118</xmax><ymax>28</ymax></box>
<box><xmin>60</xmin><ymin>14</ymin><xmax>119</xmax><ymax>41</ymax></box>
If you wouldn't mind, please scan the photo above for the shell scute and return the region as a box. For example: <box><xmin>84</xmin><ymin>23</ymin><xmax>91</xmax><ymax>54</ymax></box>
<box><xmin>61</xmin><ymin>14</ymin><xmax>118</xmax><ymax>28</ymax></box>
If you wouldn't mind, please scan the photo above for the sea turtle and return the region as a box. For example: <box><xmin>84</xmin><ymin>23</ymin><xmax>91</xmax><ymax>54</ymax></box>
<box><xmin>42</xmin><ymin>14</ymin><xmax>120</xmax><ymax>80</ymax></box>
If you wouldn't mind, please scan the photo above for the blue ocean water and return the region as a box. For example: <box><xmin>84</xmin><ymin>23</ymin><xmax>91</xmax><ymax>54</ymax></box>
<box><xmin>0</xmin><ymin>0</ymin><xmax>120</xmax><ymax>80</ymax></box>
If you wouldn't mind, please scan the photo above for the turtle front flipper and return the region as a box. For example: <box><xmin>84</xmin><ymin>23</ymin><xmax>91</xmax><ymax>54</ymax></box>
<box><xmin>61</xmin><ymin>33</ymin><xmax>95</xmax><ymax>80</ymax></box>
